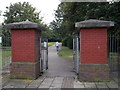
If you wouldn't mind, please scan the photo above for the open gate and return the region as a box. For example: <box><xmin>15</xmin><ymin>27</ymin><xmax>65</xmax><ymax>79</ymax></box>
<box><xmin>108</xmin><ymin>33</ymin><xmax>120</xmax><ymax>80</ymax></box>
<box><xmin>40</xmin><ymin>37</ymin><xmax>48</xmax><ymax>73</ymax></box>
<box><xmin>1</xmin><ymin>31</ymin><xmax>11</xmax><ymax>74</ymax></box>
<box><xmin>73</xmin><ymin>36</ymin><xmax>79</xmax><ymax>74</ymax></box>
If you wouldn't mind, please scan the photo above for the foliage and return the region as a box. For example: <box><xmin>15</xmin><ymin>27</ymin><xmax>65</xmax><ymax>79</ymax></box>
<box><xmin>58</xmin><ymin>46</ymin><xmax>73</xmax><ymax>59</ymax></box>
<box><xmin>3</xmin><ymin>2</ymin><xmax>42</xmax><ymax>24</ymax></box>
<box><xmin>50</xmin><ymin>2</ymin><xmax>120</xmax><ymax>49</ymax></box>
<box><xmin>41</xmin><ymin>27</ymin><xmax>60</xmax><ymax>42</ymax></box>
<box><xmin>62</xmin><ymin>36</ymin><xmax>73</xmax><ymax>49</ymax></box>
<box><xmin>48</xmin><ymin>42</ymin><xmax>56</xmax><ymax>47</ymax></box>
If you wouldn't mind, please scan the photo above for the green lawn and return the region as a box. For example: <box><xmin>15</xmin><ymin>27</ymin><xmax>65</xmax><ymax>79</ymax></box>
<box><xmin>58</xmin><ymin>46</ymin><xmax>73</xmax><ymax>59</ymax></box>
<box><xmin>48</xmin><ymin>42</ymin><xmax>56</xmax><ymax>47</ymax></box>
<box><xmin>109</xmin><ymin>52</ymin><xmax>120</xmax><ymax>58</ymax></box>
<box><xmin>108</xmin><ymin>52</ymin><xmax>120</xmax><ymax>64</ymax></box>
<box><xmin>1</xmin><ymin>46</ymin><xmax>11</xmax><ymax>67</ymax></box>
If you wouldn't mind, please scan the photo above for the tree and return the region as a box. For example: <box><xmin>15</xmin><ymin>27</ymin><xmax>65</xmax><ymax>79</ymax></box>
<box><xmin>50</xmin><ymin>2</ymin><xmax>120</xmax><ymax>49</ymax></box>
<box><xmin>3</xmin><ymin>2</ymin><xmax>42</xmax><ymax>24</ymax></box>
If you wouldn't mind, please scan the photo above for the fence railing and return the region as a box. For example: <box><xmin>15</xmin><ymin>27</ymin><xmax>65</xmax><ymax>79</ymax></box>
<box><xmin>108</xmin><ymin>33</ymin><xmax>120</xmax><ymax>81</ymax></box>
<box><xmin>2</xmin><ymin>35</ymin><xmax>11</xmax><ymax>74</ymax></box>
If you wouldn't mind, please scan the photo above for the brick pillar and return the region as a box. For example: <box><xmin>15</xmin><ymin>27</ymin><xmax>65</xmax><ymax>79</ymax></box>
<box><xmin>75</xmin><ymin>19</ymin><xmax>114</xmax><ymax>81</ymax></box>
<box><xmin>5</xmin><ymin>21</ymin><xmax>45</xmax><ymax>79</ymax></box>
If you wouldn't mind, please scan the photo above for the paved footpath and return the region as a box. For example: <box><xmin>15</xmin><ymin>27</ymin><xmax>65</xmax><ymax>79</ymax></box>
<box><xmin>43</xmin><ymin>45</ymin><xmax>75</xmax><ymax>77</ymax></box>
<box><xmin>2</xmin><ymin>45</ymin><xmax>119</xmax><ymax>89</ymax></box>
<box><xmin>2</xmin><ymin>76</ymin><xmax>119</xmax><ymax>89</ymax></box>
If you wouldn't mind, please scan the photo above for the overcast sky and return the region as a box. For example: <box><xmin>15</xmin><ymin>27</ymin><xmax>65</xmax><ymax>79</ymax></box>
<box><xmin>0</xmin><ymin>0</ymin><xmax>60</xmax><ymax>25</ymax></box>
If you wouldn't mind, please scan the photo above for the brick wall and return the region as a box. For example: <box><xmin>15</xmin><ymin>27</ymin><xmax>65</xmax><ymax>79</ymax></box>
<box><xmin>12</xmin><ymin>29</ymin><xmax>35</xmax><ymax>62</ymax></box>
<box><xmin>11</xmin><ymin>29</ymin><xmax>41</xmax><ymax>79</ymax></box>
<box><xmin>10</xmin><ymin>62</ymin><xmax>40</xmax><ymax>79</ymax></box>
<box><xmin>80</xmin><ymin>28</ymin><xmax>107</xmax><ymax>64</ymax></box>
<box><xmin>79</xmin><ymin>64</ymin><xmax>109</xmax><ymax>81</ymax></box>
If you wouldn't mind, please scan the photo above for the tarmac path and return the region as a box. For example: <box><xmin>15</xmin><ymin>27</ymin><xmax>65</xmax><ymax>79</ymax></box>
<box><xmin>43</xmin><ymin>45</ymin><xmax>76</xmax><ymax>77</ymax></box>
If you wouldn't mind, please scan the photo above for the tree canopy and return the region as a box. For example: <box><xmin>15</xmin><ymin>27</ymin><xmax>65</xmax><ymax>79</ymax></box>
<box><xmin>50</xmin><ymin>2</ymin><xmax>120</xmax><ymax>49</ymax></box>
<box><xmin>3</xmin><ymin>2</ymin><xmax>42</xmax><ymax>24</ymax></box>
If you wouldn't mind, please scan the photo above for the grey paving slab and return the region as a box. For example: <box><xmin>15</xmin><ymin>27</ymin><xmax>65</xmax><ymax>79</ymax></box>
<box><xmin>74</xmin><ymin>84</ymin><xmax>85</xmax><ymax>88</ymax></box>
<box><xmin>50</xmin><ymin>83</ymin><xmax>62</xmax><ymax>88</ymax></box>
<box><xmin>3</xmin><ymin>79</ymin><xmax>33</xmax><ymax>88</ymax></box>
<box><xmin>13</xmin><ymin>85</ymin><xmax>27</xmax><ymax>88</ymax></box>
<box><xmin>2</xmin><ymin>76</ymin><xmax>117</xmax><ymax>89</ymax></box>
<box><xmin>41</xmin><ymin>81</ymin><xmax>53</xmax><ymax>85</ymax></box>
<box><xmin>26</xmin><ymin>76</ymin><xmax>45</xmax><ymax>88</ymax></box>
<box><xmin>106</xmin><ymin>82</ymin><xmax>118</xmax><ymax>88</ymax></box>
<box><xmin>49</xmin><ymin>88</ymin><xmax>61</xmax><ymax>90</ymax></box>
<box><xmin>62</xmin><ymin>77</ymin><xmax>74</xmax><ymax>88</ymax></box>
<box><xmin>38</xmin><ymin>77</ymin><xmax>54</xmax><ymax>88</ymax></box>
<box><xmin>96</xmin><ymin>82</ymin><xmax>108</xmax><ymax>89</ymax></box>
<box><xmin>84</xmin><ymin>83</ymin><xmax>96</xmax><ymax>88</ymax></box>
<box><xmin>74</xmin><ymin>80</ymin><xmax>85</xmax><ymax>88</ymax></box>
<box><xmin>41</xmin><ymin>77</ymin><xmax>54</xmax><ymax>85</ymax></box>
<box><xmin>52</xmin><ymin>77</ymin><xmax>64</xmax><ymax>84</ymax></box>
<box><xmin>3</xmin><ymin>84</ymin><xmax>15</xmax><ymax>88</ymax></box>
<box><xmin>49</xmin><ymin>77</ymin><xmax>63</xmax><ymax>88</ymax></box>
<box><xmin>84</xmin><ymin>82</ymin><xmax>96</xmax><ymax>84</ymax></box>
<box><xmin>39</xmin><ymin>84</ymin><xmax>51</xmax><ymax>88</ymax></box>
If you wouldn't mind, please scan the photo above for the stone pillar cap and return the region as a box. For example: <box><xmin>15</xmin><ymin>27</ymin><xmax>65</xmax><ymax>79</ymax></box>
<box><xmin>5</xmin><ymin>21</ymin><xmax>46</xmax><ymax>31</ymax></box>
<box><xmin>75</xmin><ymin>19</ymin><xmax>114</xmax><ymax>28</ymax></box>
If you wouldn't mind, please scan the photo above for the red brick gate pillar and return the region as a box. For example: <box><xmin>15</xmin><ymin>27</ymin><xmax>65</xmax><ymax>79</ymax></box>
<box><xmin>75</xmin><ymin>19</ymin><xmax>114</xmax><ymax>81</ymax></box>
<box><xmin>5</xmin><ymin>21</ymin><xmax>45</xmax><ymax>79</ymax></box>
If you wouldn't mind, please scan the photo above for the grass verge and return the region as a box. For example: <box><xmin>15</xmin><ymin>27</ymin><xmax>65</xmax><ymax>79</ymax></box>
<box><xmin>58</xmin><ymin>46</ymin><xmax>73</xmax><ymax>59</ymax></box>
<box><xmin>0</xmin><ymin>47</ymin><xmax>11</xmax><ymax>68</ymax></box>
<box><xmin>48</xmin><ymin>42</ymin><xmax>55</xmax><ymax>47</ymax></box>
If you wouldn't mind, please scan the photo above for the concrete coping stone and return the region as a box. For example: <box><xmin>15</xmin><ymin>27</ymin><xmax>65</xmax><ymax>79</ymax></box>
<box><xmin>12</xmin><ymin>61</ymin><xmax>40</xmax><ymax>64</ymax></box>
<box><xmin>5</xmin><ymin>21</ymin><xmax>46</xmax><ymax>31</ymax></box>
<box><xmin>75</xmin><ymin>19</ymin><xmax>114</xmax><ymax>28</ymax></box>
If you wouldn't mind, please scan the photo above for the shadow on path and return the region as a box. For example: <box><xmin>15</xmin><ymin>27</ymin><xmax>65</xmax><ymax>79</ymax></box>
<box><xmin>43</xmin><ymin>45</ymin><xmax>76</xmax><ymax>77</ymax></box>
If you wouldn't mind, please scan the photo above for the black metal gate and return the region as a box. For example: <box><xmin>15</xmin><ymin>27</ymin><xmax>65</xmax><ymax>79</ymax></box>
<box><xmin>73</xmin><ymin>36</ymin><xmax>79</xmax><ymax>74</ymax></box>
<box><xmin>1</xmin><ymin>33</ymin><xmax>12</xmax><ymax>88</ymax></box>
<box><xmin>40</xmin><ymin>37</ymin><xmax>48</xmax><ymax>73</ymax></box>
<box><xmin>1</xmin><ymin>30</ymin><xmax>11</xmax><ymax>74</ymax></box>
<box><xmin>108</xmin><ymin>32</ymin><xmax>120</xmax><ymax>81</ymax></box>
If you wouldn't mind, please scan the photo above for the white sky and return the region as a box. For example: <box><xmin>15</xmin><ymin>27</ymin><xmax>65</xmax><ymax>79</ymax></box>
<box><xmin>0</xmin><ymin>0</ymin><xmax>60</xmax><ymax>25</ymax></box>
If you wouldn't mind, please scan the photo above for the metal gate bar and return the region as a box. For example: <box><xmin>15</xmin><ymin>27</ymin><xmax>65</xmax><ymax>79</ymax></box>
<box><xmin>108</xmin><ymin>33</ymin><xmax>119</xmax><ymax>80</ymax></box>
<box><xmin>40</xmin><ymin>37</ymin><xmax>48</xmax><ymax>73</ymax></box>
<box><xmin>73</xmin><ymin>36</ymin><xmax>79</xmax><ymax>74</ymax></box>
<box><xmin>1</xmin><ymin>33</ymin><xmax>11</xmax><ymax>74</ymax></box>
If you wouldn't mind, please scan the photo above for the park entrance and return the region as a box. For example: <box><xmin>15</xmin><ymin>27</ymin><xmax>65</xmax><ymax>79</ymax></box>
<box><xmin>1</xmin><ymin>19</ymin><xmax>119</xmax><ymax>82</ymax></box>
